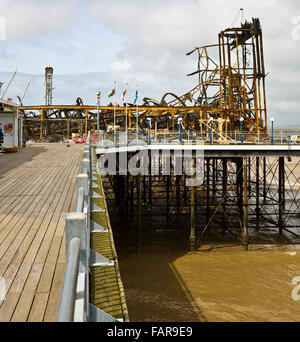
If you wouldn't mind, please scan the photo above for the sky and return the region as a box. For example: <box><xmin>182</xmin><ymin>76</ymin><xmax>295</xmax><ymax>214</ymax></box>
<box><xmin>0</xmin><ymin>0</ymin><xmax>299</xmax><ymax>126</ymax></box>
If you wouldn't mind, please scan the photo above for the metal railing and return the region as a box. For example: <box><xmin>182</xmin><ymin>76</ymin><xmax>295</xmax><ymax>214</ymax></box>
<box><xmin>90</xmin><ymin>129</ymin><xmax>300</xmax><ymax>148</ymax></box>
<box><xmin>56</xmin><ymin>238</ymin><xmax>81</xmax><ymax>322</ymax></box>
<box><xmin>56</xmin><ymin>134</ymin><xmax>119</xmax><ymax>322</ymax></box>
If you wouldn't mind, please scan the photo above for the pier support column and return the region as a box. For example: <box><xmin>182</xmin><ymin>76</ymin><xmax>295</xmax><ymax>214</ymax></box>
<box><xmin>222</xmin><ymin>158</ymin><xmax>227</xmax><ymax>234</ymax></box>
<box><xmin>248</xmin><ymin>157</ymin><xmax>251</xmax><ymax>197</ymax></box>
<box><xmin>255</xmin><ymin>157</ymin><xmax>260</xmax><ymax>230</ymax></box>
<box><xmin>176</xmin><ymin>175</ymin><xmax>181</xmax><ymax>230</ymax></box>
<box><xmin>236</xmin><ymin>158</ymin><xmax>243</xmax><ymax>217</ymax></box>
<box><xmin>212</xmin><ymin>158</ymin><xmax>216</xmax><ymax>198</ymax></box>
<box><xmin>125</xmin><ymin>175</ymin><xmax>129</xmax><ymax>226</ymax></box>
<box><xmin>166</xmin><ymin>175</ymin><xmax>170</xmax><ymax>226</ymax></box>
<box><xmin>263</xmin><ymin>157</ymin><xmax>267</xmax><ymax>203</ymax></box>
<box><xmin>183</xmin><ymin>174</ymin><xmax>188</xmax><ymax>206</ymax></box>
<box><xmin>278</xmin><ymin>156</ymin><xmax>285</xmax><ymax>235</ymax></box>
<box><xmin>136</xmin><ymin>174</ymin><xmax>142</xmax><ymax>252</ymax></box>
<box><xmin>206</xmin><ymin>158</ymin><xmax>210</xmax><ymax>225</ymax></box>
<box><xmin>143</xmin><ymin>176</ymin><xmax>147</xmax><ymax>205</ymax></box>
<box><xmin>148</xmin><ymin>151</ymin><xmax>152</xmax><ymax>214</ymax></box>
<box><xmin>242</xmin><ymin>158</ymin><xmax>249</xmax><ymax>250</ymax></box>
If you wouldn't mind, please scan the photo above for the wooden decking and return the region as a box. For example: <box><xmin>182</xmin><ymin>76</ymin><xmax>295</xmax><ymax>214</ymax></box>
<box><xmin>0</xmin><ymin>143</ymin><xmax>83</xmax><ymax>321</ymax></box>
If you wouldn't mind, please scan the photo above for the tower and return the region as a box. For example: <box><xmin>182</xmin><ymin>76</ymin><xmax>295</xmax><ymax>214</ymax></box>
<box><xmin>45</xmin><ymin>67</ymin><xmax>53</xmax><ymax>106</ymax></box>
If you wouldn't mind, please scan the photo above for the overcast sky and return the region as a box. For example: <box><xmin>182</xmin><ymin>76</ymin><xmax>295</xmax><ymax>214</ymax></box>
<box><xmin>0</xmin><ymin>0</ymin><xmax>299</xmax><ymax>127</ymax></box>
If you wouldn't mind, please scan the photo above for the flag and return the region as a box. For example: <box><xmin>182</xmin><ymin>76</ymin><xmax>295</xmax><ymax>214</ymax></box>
<box><xmin>107</xmin><ymin>89</ymin><xmax>115</xmax><ymax>98</ymax></box>
<box><xmin>133</xmin><ymin>85</ymin><xmax>138</xmax><ymax>104</ymax></box>
<box><xmin>121</xmin><ymin>84</ymin><xmax>127</xmax><ymax>103</ymax></box>
<box><xmin>107</xmin><ymin>83</ymin><xmax>116</xmax><ymax>99</ymax></box>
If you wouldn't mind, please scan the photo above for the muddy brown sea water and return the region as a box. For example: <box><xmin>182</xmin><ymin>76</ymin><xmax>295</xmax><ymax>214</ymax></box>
<box><xmin>118</xmin><ymin>235</ymin><xmax>300</xmax><ymax>322</ymax></box>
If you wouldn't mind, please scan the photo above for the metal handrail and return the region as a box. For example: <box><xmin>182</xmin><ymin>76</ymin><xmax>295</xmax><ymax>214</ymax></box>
<box><xmin>95</xmin><ymin>130</ymin><xmax>300</xmax><ymax>148</ymax></box>
<box><xmin>57</xmin><ymin>135</ymin><xmax>91</xmax><ymax>323</ymax></box>
<box><xmin>57</xmin><ymin>237</ymin><xmax>81</xmax><ymax>322</ymax></box>
<box><xmin>57</xmin><ymin>134</ymin><xmax>121</xmax><ymax>322</ymax></box>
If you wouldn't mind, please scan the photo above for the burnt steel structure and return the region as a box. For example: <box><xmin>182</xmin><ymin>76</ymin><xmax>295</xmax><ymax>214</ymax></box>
<box><xmin>20</xmin><ymin>18</ymin><xmax>267</xmax><ymax>142</ymax></box>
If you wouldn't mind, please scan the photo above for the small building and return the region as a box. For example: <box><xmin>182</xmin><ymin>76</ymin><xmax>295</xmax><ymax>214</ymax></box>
<box><xmin>0</xmin><ymin>98</ymin><xmax>23</xmax><ymax>148</ymax></box>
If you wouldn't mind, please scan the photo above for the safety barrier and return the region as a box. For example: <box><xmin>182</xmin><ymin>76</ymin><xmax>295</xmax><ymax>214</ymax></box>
<box><xmin>91</xmin><ymin>130</ymin><xmax>300</xmax><ymax>148</ymax></box>
<box><xmin>56</xmin><ymin>135</ymin><xmax>119</xmax><ymax>322</ymax></box>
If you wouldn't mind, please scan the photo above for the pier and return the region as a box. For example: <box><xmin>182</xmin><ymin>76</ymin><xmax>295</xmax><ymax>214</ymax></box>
<box><xmin>0</xmin><ymin>14</ymin><xmax>299</xmax><ymax>323</ymax></box>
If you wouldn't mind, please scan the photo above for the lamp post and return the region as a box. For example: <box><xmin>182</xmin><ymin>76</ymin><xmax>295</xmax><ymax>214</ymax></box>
<box><xmin>147</xmin><ymin>118</ymin><xmax>151</xmax><ymax>145</ymax></box>
<box><xmin>240</xmin><ymin>117</ymin><xmax>244</xmax><ymax>144</ymax></box>
<box><xmin>270</xmin><ymin>117</ymin><xmax>274</xmax><ymax>145</ymax></box>
<box><xmin>178</xmin><ymin>118</ymin><xmax>182</xmax><ymax>144</ymax></box>
<box><xmin>96</xmin><ymin>92</ymin><xmax>100</xmax><ymax>143</ymax></box>
<box><xmin>209</xmin><ymin>117</ymin><xmax>213</xmax><ymax>145</ymax></box>
<box><xmin>136</xmin><ymin>110</ymin><xmax>139</xmax><ymax>142</ymax></box>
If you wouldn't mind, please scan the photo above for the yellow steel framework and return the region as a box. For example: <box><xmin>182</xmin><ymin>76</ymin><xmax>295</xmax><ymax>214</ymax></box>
<box><xmin>20</xmin><ymin>18</ymin><xmax>268</xmax><ymax>142</ymax></box>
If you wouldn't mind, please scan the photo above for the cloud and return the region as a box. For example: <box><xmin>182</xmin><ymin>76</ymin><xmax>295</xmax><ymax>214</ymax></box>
<box><xmin>85</xmin><ymin>0</ymin><xmax>300</xmax><ymax>125</ymax></box>
<box><xmin>0</xmin><ymin>0</ymin><xmax>78</xmax><ymax>40</ymax></box>
<box><xmin>0</xmin><ymin>1</ymin><xmax>300</xmax><ymax>126</ymax></box>
<box><xmin>109</xmin><ymin>59</ymin><xmax>132</xmax><ymax>73</ymax></box>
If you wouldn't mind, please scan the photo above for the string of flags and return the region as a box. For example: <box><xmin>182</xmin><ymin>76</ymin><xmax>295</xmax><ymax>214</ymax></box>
<box><xmin>107</xmin><ymin>82</ymin><xmax>139</xmax><ymax>105</ymax></box>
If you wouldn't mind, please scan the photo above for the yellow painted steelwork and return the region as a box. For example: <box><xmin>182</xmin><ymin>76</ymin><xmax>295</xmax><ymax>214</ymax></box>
<box><xmin>21</xmin><ymin>18</ymin><xmax>268</xmax><ymax>141</ymax></box>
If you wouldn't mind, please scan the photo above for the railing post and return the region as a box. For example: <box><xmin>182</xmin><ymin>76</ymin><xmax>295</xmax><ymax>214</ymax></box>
<box><xmin>65</xmin><ymin>212</ymin><xmax>89</xmax><ymax>321</ymax></box>
<box><xmin>82</xmin><ymin>158</ymin><xmax>90</xmax><ymax>175</ymax></box>
<box><xmin>77</xmin><ymin>174</ymin><xmax>88</xmax><ymax>192</ymax></box>
<box><xmin>65</xmin><ymin>213</ymin><xmax>87</xmax><ymax>273</ymax></box>
<box><xmin>83</xmin><ymin>150</ymin><xmax>89</xmax><ymax>160</ymax></box>
<box><xmin>76</xmin><ymin>174</ymin><xmax>89</xmax><ymax>213</ymax></box>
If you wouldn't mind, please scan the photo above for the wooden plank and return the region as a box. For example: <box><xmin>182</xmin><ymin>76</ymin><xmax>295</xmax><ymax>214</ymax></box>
<box><xmin>39</xmin><ymin>264</ymin><xmax>66</xmax><ymax>322</ymax></box>
<box><xmin>27</xmin><ymin>293</ymin><xmax>49</xmax><ymax>322</ymax></box>
<box><xmin>0</xmin><ymin>293</ymin><xmax>19</xmax><ymax>322</ymax></box>
<box><xmin>10</xmin><ymin>264</ymin><xmax>44</xmax><ymax>322</ymax></box>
